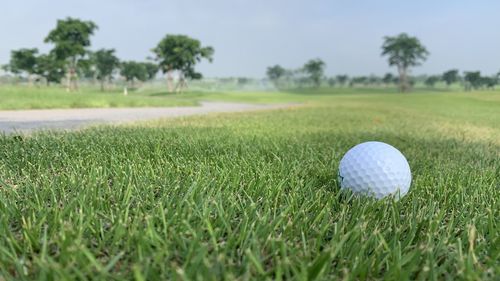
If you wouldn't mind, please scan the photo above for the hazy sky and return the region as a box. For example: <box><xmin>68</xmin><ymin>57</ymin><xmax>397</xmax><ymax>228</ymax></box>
<box><xmin>1</xmin><ymin>0</ymin><xmax>499</xmax><ymax>78</ymax></box>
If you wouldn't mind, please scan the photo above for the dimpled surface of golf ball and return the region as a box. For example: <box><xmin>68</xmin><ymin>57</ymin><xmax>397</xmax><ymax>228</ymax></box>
<box><xmin>338</xmin><ymin>141</ymin><xmax>411</xmax><ymax>199</ymax></box>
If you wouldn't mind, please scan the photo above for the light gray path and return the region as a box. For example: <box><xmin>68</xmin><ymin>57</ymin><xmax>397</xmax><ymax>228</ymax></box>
<box><xmin>0</xmin><ymin>101</ymin><xmax>292</xmax><ymax>134</ymax></box>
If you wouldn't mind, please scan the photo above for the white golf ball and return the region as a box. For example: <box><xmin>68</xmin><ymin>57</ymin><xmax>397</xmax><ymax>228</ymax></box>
<box><xmin>338</xmin><ymin>141</ymin><xmax>411</xmax><ymax>199</ymax></box>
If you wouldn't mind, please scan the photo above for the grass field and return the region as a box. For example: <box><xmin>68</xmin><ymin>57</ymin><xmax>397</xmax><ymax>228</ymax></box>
<box><xmin>2</xmin><ymin>84</ymin><xmax>496</xmax><ymax>110</ymax></box>
<box><xmin>0</xmin><ymin>86</ymin><xmax>197</xmax><ymax>109</ymax></box>
<box><xmin>0</xmin><ymin>88</ymin><xmax>498</xmax><ymax>280</ymax></box>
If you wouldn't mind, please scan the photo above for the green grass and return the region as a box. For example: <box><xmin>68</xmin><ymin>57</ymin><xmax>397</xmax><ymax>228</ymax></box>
<box><xmin>0</xmin><ymin>86</ymin><xmax>196</xmax><ymax>109</ymax></box>
<box><xmin>0</xmin><ymin>89</ymin><xmax>499</xmax><ymax>280</ymax></box>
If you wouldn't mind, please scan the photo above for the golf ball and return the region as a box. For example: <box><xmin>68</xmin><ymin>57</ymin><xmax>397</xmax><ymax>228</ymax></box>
<box><xmin>338</xmin><ymin>141</ymin><xmax>411</xmax><ymax>199</ymax></box>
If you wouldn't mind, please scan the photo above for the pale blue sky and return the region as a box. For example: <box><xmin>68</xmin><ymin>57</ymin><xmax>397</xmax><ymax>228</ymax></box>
<box><xmin>1</xmin><ymin>0</ymin><xmax>499</xmax><ymax>77</ymax></box>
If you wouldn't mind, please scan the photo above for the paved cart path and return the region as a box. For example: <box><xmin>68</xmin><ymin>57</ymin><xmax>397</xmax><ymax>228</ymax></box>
<box><xmin>0</xmin><ymin>101</ymin><xmax>292</xmax><ymax>134</ymax></box>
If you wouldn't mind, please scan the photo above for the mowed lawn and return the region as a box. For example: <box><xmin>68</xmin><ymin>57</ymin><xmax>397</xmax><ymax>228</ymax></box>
<box><xmin>0</xmin><ymin>86</ymin><xmax>196</xmax><ymax>109</ymax></box>
<box><xmin>0</xmin><ymin>89</ymin><xmax>498</xmax><ymax>280</ymax></box>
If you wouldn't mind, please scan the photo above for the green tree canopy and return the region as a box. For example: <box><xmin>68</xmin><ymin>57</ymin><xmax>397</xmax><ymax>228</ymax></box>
<box><xmin>424</xmin><ymin>75</ymin><xmax>440</xmax><ymax>87</ymax></box>
<box><xmin>93</xmin><ymin>49</ymin><xmax>120</xmax><ymax>91</ymax></box>
<box><xmin>237</xmin><ymin>77</ymin><xmax>250</xmax><ymax>86</ymax></box>
<box><xmin>302</xmin><ymin>59</ymin><xmax>326</xmax><ymax>88</ymax></box>
<box><xmin>77</xmin><ymin>55</ymin><xmax>96</xmax><ymax>80</ymax></box>
<box><xmin>8</xmin><ymin>48</ymin><xmax>39</xmax><ymax>83</ymax></box>
<box><xmin>120</xmin><ymin>61</ymin><xmax>147</xmax><ymax>87</ymax></box>
<box><xmin>336</xmin><ymin>75</ymin><xmax>349</xmax><ymax>86</ymax></box>
<box><xmin>481</xmin><ymin>76</ymin><xmax>497</xmax><ymax>89</ymax></box>
<box><xmin>463</xmin><ymin>71</ymin><xmax>481</xmax><ymax>91</ymax></box>
<box><xmin>266</xmin><ymin>65</ymin><xmax>286</xmax><ymax>81</ymax></box>
<box><xmin>142</xmin><ymin>62</ymin><xmax>159</xmax><ymax>80</ymax></box>
<box><xmin>266</xmin><ymin>65</ymin><xmax>286</xmax><ymax>88</ymax></box>
<box><xmin>35</xmin><ymin>54</ymin><xmax>66</xmax><ymax>85</ymax></box>
<box><xmin>350</xmin><ymin>76</ymin><xmax>368</xmax><ymax>87</ymax></box>
<box><xmin>442</xmin><ymin>69</ymin><xmax>459</xmax><ymax>87</ymax></box>
<box><xmin>45</xmin><ymin>17</ymin><xmax>98</xmax><ymax>91</ymax></box>
<box><xmin>381</xmin><ymin>33</ymin><xmax>429</xmax><ymax>92</ymax></box>
<box><xmin>152</xmin><ymin>34</ymin><xmax>214</xmax><ymax>93</ymax></box>
<box><xmin>382</xmin><ymin>73</ymin><xmax>395</xmax><ymax>85</ymax></box>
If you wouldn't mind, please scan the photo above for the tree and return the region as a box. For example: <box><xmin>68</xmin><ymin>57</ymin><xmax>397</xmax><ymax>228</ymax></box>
<box><xmin>142</xmin><ymin>62</ymin><xmax>159</xmax><ymax>80</ymax></box>
<box><xmin>381</xmin><ymin>33</ymin><xmax>429</xmax><ymax>92</ymax></box>
<box><xmin>237</xmin><ymin>77</ymin><xmax>250</xmax><ymax>86</ymax></box>
<box><xmin>327</xmin><ymin>77</ymin><xmax>336</xmax><ymax>87</ymax></box>
<box><xmin>77</xmin><ymin>54</ymin><xmax>97</xmax><ymax>83</ymax></box>
<box><xmin>303</xmin><ymin>59</ymin><xmax>325</xmax><ymax>88</ymax></box>
<box><xmin>350</xmin><ymin>76</ymin><xmax>368</xmax><ymax>87</ymax></box>
<box><xmin>336</xmin><ymin>75</ymin><xmax>349</xmax><ymax>87</ymax></box>
<box><xmin>266</xmin><ymin>65</ymin><xmax>286</xmax><ymax>87</ymax></box>
<box><xmin>120</xmin><ymin>61</ymin><xmax>147</xmax><ymax>88</ymax></box>
<box><xmin>424</xmin><ymin>75</ymin><xmax>440</xmax><ymax>88</ymax></box>
<box><xmin>481</xmin><ymin>76</ymin><xmax>497</xmax><ymax>90</ymax></box>
<box><xmin>442</xmin><ymin>69</ymin><xmax>459</xmax><ymax>87</ymax></box>
<box><xmin>463</xmin><ymin>71</ymin><xmax>481</xmax><ymax>91</ymax></box>
<box><xmin>45</xmin><ymin>17</ymin><xmax>98</xmax><ymax>91</ymax></box>
<box><xmin>152</xmin><ymin>34</ymin><xmax>214</xmax><ymax>93</ymax></box>
<box><xmin>1</xmin><ymin>64</ymin><xmax>12</xmax><ymax>79</ymax></box>
<box><xmin>93</xmin><ymin>49</ymin><xmax>120</xmax><ymax>91</ymax></box>
<box><xmin>35</xmin><ymin>54</ymin><xmax>66</xmax><ymax>85</ymax></box>
<box><xmin>8</xmin><ymin>48</ymin><xmax>39</xmax><ymax>85</ymax></box>
<box><xmin>382</xmin><ymin>73</ymin><xmax>394</xmax><ymax>86</ymax></box>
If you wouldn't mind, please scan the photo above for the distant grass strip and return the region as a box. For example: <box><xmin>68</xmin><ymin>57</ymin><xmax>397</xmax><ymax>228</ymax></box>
<box><xmin>0</xmin><ymin>86</ymin><xmax>196</xmax><ymax>109</ymax></box>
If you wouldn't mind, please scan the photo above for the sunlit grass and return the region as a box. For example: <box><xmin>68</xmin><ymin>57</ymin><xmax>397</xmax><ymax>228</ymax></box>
<box><xmin>0</xmin><ymin>88</ymin><xmax>498</xmax><ymax>279</ymax></box>
<box><xmin>0</xmin><ymin>85</ymin><xmax>196</xmax><ymax>109</ymax></box>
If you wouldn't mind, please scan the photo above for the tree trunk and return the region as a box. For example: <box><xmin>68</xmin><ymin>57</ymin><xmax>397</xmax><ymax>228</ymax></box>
<box><xmin>100</xmin><ymin>79</ymin><xmax>105</xmax><ymax>92</ymax></box>
<box><xmin>176</xmin><ymin>73</ymin><xmax>186</xmax><ymax>93</ymax></box>
<box><xmin>73</xmin><ymin>70</ymin><xmax>78</xmax><ymax>91</ymax></box>
<box><xmin>397</xmin><ymin>65</ymin><xmax>409</xmax><ymax>93</ymax></box>
<box><xmin>66</xmin><ymin>70</ymin><xmax>71</xmax><ymax>92</ymax></box>
<box><xmin>66</xmin><ymin>66</ymin><xmax>77</xmax><ymax>92</ymax></box>
<box><xmin>167</xmin><ymin>70</ymin><xmax>174</xmax><ymax>93</ymax></box>
<box><xmin>66</xmin><ymin>58</ymin><xmax>79</xmax><ymax>92</ymax></box>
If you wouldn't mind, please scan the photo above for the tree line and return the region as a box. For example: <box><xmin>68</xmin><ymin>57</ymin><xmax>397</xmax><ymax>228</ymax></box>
<box><xmin>266</xmin><ymin>69</ymin><xmax>499</xmax><ymax>90</ymax></box>
<box><xmin>1</xmin><ymin>17</ymin><xmax>214</xmax><ymax>93</ymax></box>
<box><xmin>3</xmin><ymin>25</ymin><xmax>498</xmax><ymax>94</ymax></box>
<box><xmin>267</xmin><ymin>33</ymin><xmax>500</xmax><ymax>92</ymax></box>
<box><xmin>266</xmin><ymin>59</ymin><xmax>326</xmax><ymax>89</ymax></box>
